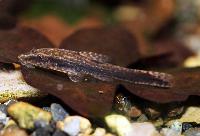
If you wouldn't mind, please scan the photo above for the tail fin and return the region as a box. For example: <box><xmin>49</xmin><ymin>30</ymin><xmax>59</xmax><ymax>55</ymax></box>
<box><xmin>132</xmin><ymin>70</ymin><xmax>174</xmax><ymax>88</ymax></box>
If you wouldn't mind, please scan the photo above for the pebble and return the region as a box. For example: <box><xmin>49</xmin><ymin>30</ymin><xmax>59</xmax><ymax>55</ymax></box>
<box><xmin>137</xmin><ymin>114</ymin><xmax>148</xmax><ymax>122</ymax></box>
<box><xmin>31</xmin><ymin>128</ymin><xmax>51</xmax><ymax>136</ymax></box>
<box><xmin>182</xmin><ymin>122</ymin><xmax>197</xmax><ymax>132</ymax></box>
<box><xmin>0</xmin><ymin>111</ymin><xmax>9</xmax><ymax>125</ymax></box>
<box><xmin>50</xmin><ymin>103</ymin><xmax>68</xmax><ymax>122</ymax></box>
<box><xmin>4</xmin><ymin>119</ymin><xmax>16</xmax><ymax>128</ymax></box>
<box><xmin>0</xmin><ymin>70</ymin><xmax>46</xmax><ymax>103</ymax></box>
<box><xmin>167</xmin><ymin>106</ymin><xmax>184</xmax><ymax>118</ymax></box>
<box><xmin>52</xmin><ymin>129</ymin><xmax>67</xmax><ymax>136</ymax></box>
<box><xmin>34</xmin><ymin>119</ymin><xmax>49</xmax><ymax>129</ymax></box>
<box><xmin>92</xmin><ymin>128</ymin><xmax>106</xmax><ymax>136</ymax></box>
<box><xmin>170</xmin><ymin>121</ymin><xmax>182</xmax><ymax>133</ymax></box>
<box><xmin>57</xmin><ymin>116</ymin><xmax>92</xmax><ymax>136</ymax></box>
<box><xmin>104</xmin><ymin>133</ymin><xmax>116</xmax><ymax>136</ymax></box>
<box><xmin>0</xmin><ymin>104</ymin><xmax>7</xmax><ymax>115</ymax></box>
<box><xmin>105</xmin><ymin>114</ymin><xmax>131</xmax><ymax>136</ymax></box>
<box><xmin>167</xmin><ymin>106</ymin><xmax>200</xmax><ymax>125</ymax></box>
<box><xmin>152</xmin><ymin>118</ymin><xmax>164</xmax><ymax>128</ymax></box>
<box><xmin>160</xmin><ymin>128</ymin><xmax>182</xmax><ymax>136</ymax></box>
<box><xmin>7</xmin><ymin>102</ymin><xmax>52</xmax><ymax>129</ymax></box>
<box><xmin>183</xmin><ymin>127</ymin><xmax>200</xmax><ymax>136</ymax></box>
<box><xmin>128</xmin><ymin>122</ymin><xmax>161</xmax><ymax>136</ymax></box>
<box><xmin>32</xmin><ymin>123</ymin><xmax>54</xmax><ymax>136</ymax></box>
<box><xmin>128</xmin><ymin>106</ymin><xmax>142</xmax><ymax>118</ymax></box>
<box><xmin>0</xmin><ymin>126</ymin><xmax>28</xmax><ymax>136</ymax></box>
<box><xmin>144</xmin><ymin>107</ymin><xmax>161</xmax><ymax>120</ymax></box>
<box><xmin>179</xmin><ymin>106</ymin><xmax>200</xmax><ymax>123</ymax></box>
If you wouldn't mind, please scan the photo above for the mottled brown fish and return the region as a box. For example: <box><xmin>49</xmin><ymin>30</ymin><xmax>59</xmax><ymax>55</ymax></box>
<box><xmin>18</xmin><ymin>48</ymin><xmax>173</xmax><ymax>88</ymax></box>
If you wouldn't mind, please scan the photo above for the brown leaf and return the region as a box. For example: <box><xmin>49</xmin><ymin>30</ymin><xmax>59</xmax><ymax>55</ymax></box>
<box><xmin>19</xmin><ymin>15</ymin><xmax>103</xmax><ymax>47</ymax></box>
<box><xmin>0</xmin><ymin>26</ymin><xmax>54</xmax><ymax>63</ymax></box>
<box><xmin>124</xmin><ymin>68</ymin><xmax>200</xmax><ymax>103</ymax></box>
<box><xmin>21</xmin><ymin>66</ymin><xmax>116</xmax><ymax>118</ymax></box>
<box><xmin>59</xmin><ymin>26</ymin><xmax>141</xmax><ymax>66</ymax></box>
<box><xmin>129</xmin><ymin>52</ymin><xmax>182</xmax><ymax>70</ymax></box>
<box><xmin>153</xmin><ymin>38</ymin><xmax>194</xmax><ymax>64</ymax></box>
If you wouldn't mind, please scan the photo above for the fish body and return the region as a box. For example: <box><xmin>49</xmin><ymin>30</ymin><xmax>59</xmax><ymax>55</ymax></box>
<box><xmin>18</xmin><ymin>48</ymin><xmax>173</xmax><ymax>88</ymax></box>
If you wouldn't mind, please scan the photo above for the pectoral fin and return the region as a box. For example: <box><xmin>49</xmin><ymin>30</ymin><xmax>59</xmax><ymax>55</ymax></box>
<box><xmin>93</xmin><ymin>75</ymin><xmax>113</xmax><ymax>82</ymax></box>
<box><xmin>67</xmin><ymin>71</ymin><xmax>84</xmax><ymax>82</ymax></box>
<box><xmin>79</xmin><ymin>51</ymin><xmax>111</xmax><ymax>63</ymax></box>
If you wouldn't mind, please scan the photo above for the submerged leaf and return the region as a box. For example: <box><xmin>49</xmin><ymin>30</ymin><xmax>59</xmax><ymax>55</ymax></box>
<box><xmin>124</xmin><ymin>68</ymin><xmax>200</xmax><ymax>103</ymax></box>
<box><xmin>21</xmin><ymin>66</ymin><xmax>116</xmax><ymax>118</ymax></box>
<box><xmin>59</xmin><ymin>26</ymin><xmax>141</xmax><ymax>66</ymax></box>
<box><xmin>0</xmin><ymin>26</ymin><xmax>54</xmax><ymax>63</ymax></box>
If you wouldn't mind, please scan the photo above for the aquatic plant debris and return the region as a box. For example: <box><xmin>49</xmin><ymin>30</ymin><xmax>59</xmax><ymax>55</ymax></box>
<box><xmin>18</xmin><ymin>48</ymin><xmax>173</xmax><ymax>88</ymax></box>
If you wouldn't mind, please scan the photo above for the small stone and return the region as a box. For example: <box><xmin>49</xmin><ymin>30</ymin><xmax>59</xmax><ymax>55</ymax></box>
<box><xmin>0</xmin><ymin>70</ymin><xmax>46</xmax><ymax>103</ymax></box>
<box><xmin>167</xmin><ymin>106</ymin><xmax>200</xmax><ymax>126</ymax></box>
<box><xmin>183</xmin><ymin>128</ymin><xmax>200</xmax><ymax>136</ymax></box>
<box><xmin>0</xmin><ymin>126</ymin><xmax>28</xmax><ymax>136</ymax></box>
<box><xmin>182</xmin><ymin>122</ymin><xmax>196</xmax><ymax>132</ymax></box>
<box><xmin>128</xmin><ymin>122</ymin><xmax>161</xmax><ymax>136</ymax></box>
<box><xmin>57</xmin><ymin>116</ymin><xmax>92</xmax><ymax>136</ymax></box>
<box><xmin>167</xmin><ymin>106</ymin><xmax>184</xmax><ymax>118</ymax></box>
<box><xmin>4</xmin><ymin>119</ymin><xmax>16</xmax><ymax>128</ymax></box>
<box><xmin>0</xmin><ymin>104</ymin><xmax>7</xmax><ymax>115</ymax></box>
<box><xmin>31</xmin><ymin>124</ymin><xmax>54</xmax><ymax>136</ymax></box>
<box><xmin>160</xmin><ymin>128</ymin><xmax>181</xmax><ymax>136</ymax></box>
<box><xmin>34</xmin><ymin>119</ymin><xmax>49</xmax><ymax>129</ymax></box>
<box><xmin>51</xmin><ymin>103</ymin><xmax>68</xmax><ymax>122</ymax></box>
<box><xmin>137</xmin><ymin>114</ymin><xmax>148</xmax><ymax>122</ymax></box>
<box><xmin>92</xmin><ymin>128</ymin><xmax>106</xmax><ymax>136</ymax></box>
<box><xmin>179</xmin><ymin>106</ymin><xmax>200</xmax><ymax>123</ymax></box>
<box><xmin>31</xmin><ymin>128</ymin><xmax>51</xmax><ymax>136</ymax></box>
<box><xmin>170</xmin><ymin>121</ymin><xmax>182</xmax><ymax>134</ymax></box>
<box><xmin>52</xmin><ymin>129</ymin><xmax>67</xmax><ymax>136</ymax></box>
<box><xmin>0</xmin><ymin>111</ymin><xmax>9</xmax><ymax>125</ymax></box>
<box><xmin>105</xmin><ymin>114</ymin><xmax>131</xmax><ymax>136</ymax></box>
<box><xmin>128</xmin><ymin>106</ymin><xmax>142</xmax><ymax>118</ymax></box>
<box><xmin>152</xmin><ymin>118</ymin><xmax>164</xmax><ymax>128</ymax></box>
<box><xmin>145</xmin><ymin>107</ymin><xmax>161</xmax><ymax>120</ymax></box>
<box><xmin>7</xmin><ymin>102</ymin><xmax>52</xmax><ymax>129</ymax></box>
<box><xmin>104</xmin><ymin>133</ymin><xmax>115</xmax><ymax>136</ymax></box>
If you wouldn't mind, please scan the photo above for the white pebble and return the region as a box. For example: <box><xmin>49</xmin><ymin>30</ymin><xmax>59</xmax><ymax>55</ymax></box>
<box><xmin>57</xmin><ymin>116</ymin><xmax>92</xmax><ymax>136</ymax></box>
<box><xmin>92</xmin><ymin>128</ymin><xmax>106</xmax><ymax>136</ymax></box>
<box><xmin>160</xmin><ymin>128</ymin><xmax>182</xmax><ymax>136</ymax></box>
<box><xmin>127</xmin><ymin>122</ymin><xmax>160</xmax><ymax>136</ymax></box>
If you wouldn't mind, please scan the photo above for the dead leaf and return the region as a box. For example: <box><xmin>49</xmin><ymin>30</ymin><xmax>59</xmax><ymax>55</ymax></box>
<box><xmin>21</xmin><ymin>66</ymin><xmax>116</xmax><ymax>118</ymax></box>
<box><xmin>0</xmin><ymin>26</ymin><xmax>54</xmax><ymax>63</ymax></box>
<box><xmin>59</xmin><ymin>26</ymin><xmax>141</xmax><ymax>66</ymax></box>
<box><xmin>124</xmin><ymin>68</ymin><xmax>200</xmax><ymax>103</ymax></box>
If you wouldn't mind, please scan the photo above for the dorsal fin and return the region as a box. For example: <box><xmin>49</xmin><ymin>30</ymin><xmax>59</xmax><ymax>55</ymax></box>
<box><xmin>79</xmin><ymin>51</ymin><xmax>111</xmax><ymax>63</ymax></box>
